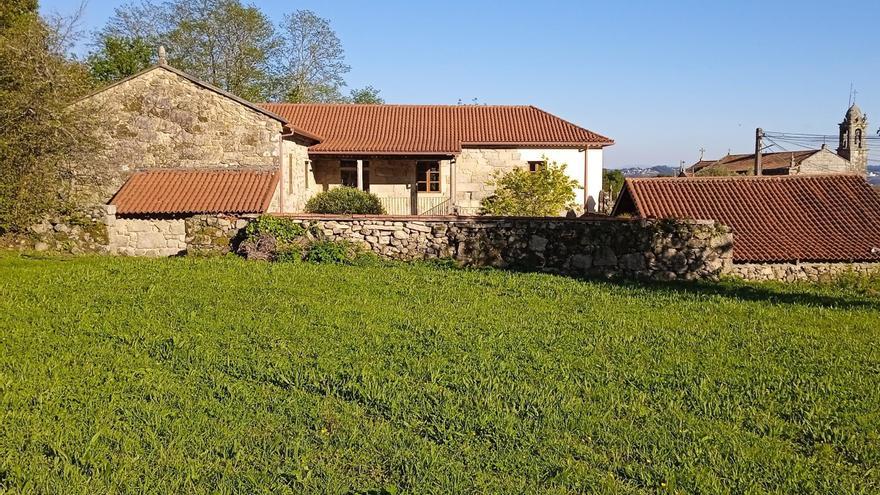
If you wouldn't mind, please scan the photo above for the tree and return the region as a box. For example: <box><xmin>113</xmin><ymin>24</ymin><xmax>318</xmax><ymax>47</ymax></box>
<box><xmin>0</xmin><ymin>0</ymin><xmax>37</xmax><ymax>30</ymax></box>
<box><xmin>348</xmin><ymin>85</ymin><xmax>384</xmax><ymax>104</ymax></box>
<box><xmin>276</xmin><ymin>10</ymin><xmax>350</xmax><ymax>102</ymax></box>
<box><xmin>167</xmin><ymin>0</ymin><xmax>279</xmax><ymax>101</ymax></box>
<box><xmin>0</xmin><ymin>4</ymin><xmax>100</xmax><ymax>232</ymax></box>
<box><xmin>87</xmin><ymin>35</ymin><xmax>153</xmax><ymax>82</ymax></box>
<box><xmin>481</xmin><ymin>160</ymin><xmax>580</xmax><ymax>216</ymax></box>
<box><xmin>602</xmin><ymin>169</ymin><xmax>625</xmax><ymax>198</ymax></box>
<box><xmin>94</xmin><ymin>0</ymin><xmax>280</xmax><ymax>101</ymax></box>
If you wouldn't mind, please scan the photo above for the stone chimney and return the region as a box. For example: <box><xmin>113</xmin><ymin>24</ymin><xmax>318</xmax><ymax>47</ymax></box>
<box><xmin>158</xmin><ymin>45</ymin><xmax>167</xmax><ymax>66</ymax></box>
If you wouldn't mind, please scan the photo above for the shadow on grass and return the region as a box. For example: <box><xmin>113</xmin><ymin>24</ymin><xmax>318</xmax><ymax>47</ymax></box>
<box><xmin>584</xmin><ymin>276</ymin><xmax>880</xmax><ymax>312</ymax></box>
<box><xmin>447</xmin><ymin>260</ymin><xmax>880</xmax><ymax>311</ymax></box>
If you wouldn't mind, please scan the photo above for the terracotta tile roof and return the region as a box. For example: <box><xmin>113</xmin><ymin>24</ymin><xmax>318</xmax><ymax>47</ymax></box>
<box><xmin>260</xmin><ymin>104</ymin><xmax>613</xmax><ymax>155</ymax></box>
<box><xmin>111</xmin><ymin>169</ymin><xmax>280</xmax><ymax>215</ymax></box>
<box><xmin>613</xmin><ymin>175</ymin><xmax>880</xmax><ymax>263</ymax></box>
<box><xmin>687</xmin><ymin>150</ymin><xmax>821</xmax><ymax>174</ymax></box>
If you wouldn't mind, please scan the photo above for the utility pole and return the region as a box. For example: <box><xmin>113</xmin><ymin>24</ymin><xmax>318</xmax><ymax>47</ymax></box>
<box><xmin>754</xmin><ymin>128</ymin><xmax>764</xmax><ymax>175</ymax></box>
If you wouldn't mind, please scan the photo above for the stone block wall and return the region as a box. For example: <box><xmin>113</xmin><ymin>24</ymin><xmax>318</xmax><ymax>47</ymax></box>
<box><xmin>106</xmin><ymin>207</ymin><xmax>186</xmax><ymax>257</ymax></box>
<box><xmin>76</xmin><ymin>66</ymin><xmax>283</xmax><ymax>204</ymax></box>
<box><xmin>271</xmin><ymin>215</ymin><xmax>734</xmax><ymax>281</ymax></box>
<box><xmin>454</xmin><ymin>148</ymin><xmax>526</xmax><ymax>214</ymax></box>
<box><xmin>729</xmin><ymin>262</ymin><xmax>880</xmax><ymax>282</ymax></box>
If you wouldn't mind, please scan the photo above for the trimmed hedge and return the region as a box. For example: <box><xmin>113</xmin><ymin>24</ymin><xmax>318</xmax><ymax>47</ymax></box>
<box><xmin>305</xmin><ymin>187</ymin><xmax>385</xmax><ymax>215</ymax></box>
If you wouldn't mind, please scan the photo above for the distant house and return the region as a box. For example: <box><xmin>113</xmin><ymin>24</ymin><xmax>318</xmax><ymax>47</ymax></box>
<box><xmin>79</xmin><ymin>59</ymin><xmax>613</xmax><ymax>218</ymax></box>
<box><xmin>612</xmin><ymin>175</ymin><xmax>880</xmax><ymax>264</ymax></box>
<box><xmin>685</xmin><ymin>105</ymin><xmax>869</xmax><ymax>177</ymax></box>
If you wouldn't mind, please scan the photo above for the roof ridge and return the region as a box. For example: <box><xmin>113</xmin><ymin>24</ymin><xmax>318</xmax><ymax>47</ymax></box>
<box><xmin>260</xmin><ymin>103</ymin><xmax>537</xmax><ymax>108</ymax></box>
<box><xmin>629</xmin><ymin>173</ymin><xmax>865</xmax><ymax>182</ymax></box>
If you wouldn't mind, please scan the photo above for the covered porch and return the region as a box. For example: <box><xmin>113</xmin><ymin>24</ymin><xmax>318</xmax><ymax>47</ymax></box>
<box><xmin>307</xmin><ymin>155</ymin><xmax>457</xmax><ymax>215</ymax></box>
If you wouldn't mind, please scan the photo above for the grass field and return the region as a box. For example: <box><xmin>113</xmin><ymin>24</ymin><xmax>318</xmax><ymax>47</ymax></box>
<box><xmin>0</xmin><ymin>253</ymin><xmax>879</xmax><ymax>494</ymax></box>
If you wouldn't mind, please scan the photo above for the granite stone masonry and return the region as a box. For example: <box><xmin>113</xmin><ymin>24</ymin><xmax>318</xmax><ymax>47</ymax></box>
<box><xmin>729</xmin><ymin>262</ymin><xmax>880</xmax><ymax>282</ymax></box>
<box><xmin>78</xmin><ymin>67</ymin><xmax>283</xmax><ymax>204</ymax></box>
<box><xmin>269</xmin><ymin>215</ymin><xmax>735</xmax><ymax>280</ymax></box>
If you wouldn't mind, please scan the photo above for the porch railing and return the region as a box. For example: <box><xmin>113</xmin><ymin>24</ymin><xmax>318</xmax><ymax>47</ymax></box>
<box><xmin>379</xmin><ymin>196</ymin><xmax>452</xmax><ymax>216</ymax></box>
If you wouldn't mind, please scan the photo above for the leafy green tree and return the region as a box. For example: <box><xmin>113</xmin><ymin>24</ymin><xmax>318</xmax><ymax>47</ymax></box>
<box><xmin>168</xmin><ymin>0</ymin><xmax>279</xmax><ymax>101</ymax></box>
<box><xmin>87</xmin><ymin>35</ymin><xmax>153</xmax><ymax>82</ymax></box>
<box><xmin>94</xmin><ymin>2</ymin><xmax>383</xmax><ymax>103</ymax></box>
<box><xmin>348</xmin><ymin>85</ymin><xmax>384</xmax><ymax>104</ymax></box>
<box><xmin>0</xmin><ymin>4</ymin><xmax>100</xmax><ymax>231</ymax></box>
<box><xmin>481</xmin><ymin>160</ymin><xmax>579</xmax><ymax>216</ymax></box>
<box><xmin>602</xmin><ymin>169</ymin><xmax>625</xmax><ymax>199</ymax></box>
<box><xmin>276</xmin><ymin>10</ymin><xmax>350</xmax><ymax>102</ymax></box>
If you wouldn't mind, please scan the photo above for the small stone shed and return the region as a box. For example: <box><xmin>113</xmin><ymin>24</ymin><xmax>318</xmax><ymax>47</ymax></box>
<box><xmin>613</xmin><ymin>174</ymin><xmax>880</xmax><ymax>280</ymax></box>
<box><xmin>106</xmin><ymin>169</ymin><xmax>279</xmax><ymax>256</ymax></box>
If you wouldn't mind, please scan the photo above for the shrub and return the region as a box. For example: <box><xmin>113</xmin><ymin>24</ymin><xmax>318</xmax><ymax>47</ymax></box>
<box><xmin>304</xmin><ymin>240</ymin><xmax>360</xmax><ymax>264</ymax></box>
<box><xmin>243</xmin><ymin>216</ymin><xmax>306</xmax><ymax>243</ymax></box>
<box><xmin>304</xmin><ymin>187</ymin><xmax>385</xmax><ymax>215</ymax></box>
<box><xmin>481</xmin><ymin>159</ymin><xmax>579</xmax><ymax>216</ymax></box>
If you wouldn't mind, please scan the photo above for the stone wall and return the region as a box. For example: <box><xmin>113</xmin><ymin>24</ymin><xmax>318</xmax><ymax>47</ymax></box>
<box><xmin>454</xmin><ymin>148</ymin><xmax>527</xmax><ymax>213</ymax></box>
<box><xmin>729</xmin><ymin>262</ymin><xmax>880</xmax><ymax>282</ymax></box>
<box><xmin>271</xmin><ymin>215</ymin><xmax>734</xmax><ymax>280</ymax></box>
<box><xmin>78</xmin><ymin>66</ymin><xmax>283</xmax><ymax>204</ymax></box>
<box><xmin>106</xmin><ymin>207</ymin><xmax>186</xmax><ymax>257</ymax></box>
<box><xmin>185</xmin><ymin>214</ymin><xmax>255</xmax><ymax>254</ymax></box>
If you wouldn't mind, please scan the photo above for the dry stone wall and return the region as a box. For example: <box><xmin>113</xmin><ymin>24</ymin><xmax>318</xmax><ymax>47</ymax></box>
<box><xmin>186</xmin><ymin>214</ymin><xmax>255</xmax><ymax>254</ymax></box>
<box><xmin>272</xmin><ymin>215</ymin><xmax>734</xmax><ymax>280</ymax></box>
<box><xmin>729</xmin><ymin>262</ymin><xmax>880</xmax><ymax>282</ymax></box>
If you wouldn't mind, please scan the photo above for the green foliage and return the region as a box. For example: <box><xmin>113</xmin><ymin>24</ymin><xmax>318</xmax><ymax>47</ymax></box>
<box><xmin>0</xmin><ymin>0</ymin><xmax>37</xmax><ymax>30</ymax></box>
<box><xmin>696</xmin><ymin>166</ymin><xmax>736</xmax><ymax>177</ymax></box>
<box><xmin>481</xmin><ymin>159</ymin><xmax>579</xmax><ymax>216</ymax></box>
<box><xmin>304</xmin><ymin>187</ymin><xmax>385</xmax><ymax>215</ymax></box>
<box><xmin>95</xmin><ymin>3</ymin><xmax>383</xmax><ymax>102</ymax></box>
<box><xmin>303</xmin><ymin>239</ymin><xmax>359</xmax><ymax>264</ymax></box>
<box><xmin>0</xmin><ymin>253</ymin><xmax>879</xmax><ymax>492</ymax></box>
<box><xmin>87</xmin><ymin>35</ymin><xmax>153</xmax><ymax>83</ymax></box>
<box><xmin>0</xmin><ymin>3</ymin><xmax>99</xmax><ymax>232</ymax></box>
<box><xmin>244</xmin><ymin>215</ymin><xmax>306</xmax><ymax>244</ymax></box>
<box><xmin>602</xmin><ymin>168</ymin><xmax>625</xmax><ymax>197</ymax></box>
<box><xmin>348</xmin><ymin>85</ymin><xmax>384</xmax><ymax>104</ymax></box>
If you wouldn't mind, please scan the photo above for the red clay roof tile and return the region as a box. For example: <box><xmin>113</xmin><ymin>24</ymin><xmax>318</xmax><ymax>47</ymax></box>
<box><xmin>613</xmin><ymin>175</ymin><xmax>880</xmax><ymax>263</ymax></box>
<box><xmin>111</xmin><ymin>169</ymin><xmax>279</xmax><ymax>215</ymax></box>
<box><xmin>261</xmin><ymin>104</ymin><xmax>613</xmax><ymax>155</ymax></box>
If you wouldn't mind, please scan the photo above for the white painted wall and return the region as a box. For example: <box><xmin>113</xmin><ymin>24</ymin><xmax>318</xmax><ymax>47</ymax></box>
<box><xmin>517</xmin><ymin>148</ymin><xmax>604</xmax><ymax>212</ymax></box>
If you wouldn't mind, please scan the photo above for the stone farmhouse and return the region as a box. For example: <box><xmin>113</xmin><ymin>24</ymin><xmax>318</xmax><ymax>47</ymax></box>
<box><xmin>685</xmin><ymin>105</ymin><xmax>868</xmax><ymax>176</ymax></box>
<box><xmin>81</xmin><ymin>57</ymin><xmax>613</xmax><ymax>222</ymax></box>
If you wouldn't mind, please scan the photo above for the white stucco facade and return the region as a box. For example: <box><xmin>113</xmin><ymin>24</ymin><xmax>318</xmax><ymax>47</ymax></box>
<box><xmin>517</xmin><ymin>148</ymin><xmax>604</xmax><ymax>212</ymax></box>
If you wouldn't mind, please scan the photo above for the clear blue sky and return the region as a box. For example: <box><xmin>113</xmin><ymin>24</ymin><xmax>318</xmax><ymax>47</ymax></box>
<box><xmin>41</xmin><ymin>0</ymin><xmax>880</xmax><ymax>168</ymax></box>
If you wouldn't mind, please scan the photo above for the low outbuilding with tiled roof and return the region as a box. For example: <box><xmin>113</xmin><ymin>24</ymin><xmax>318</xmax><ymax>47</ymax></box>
<box><xmin>613</xmin><ymin>175</ymin><xmax>880</xmax><ymax>264</ymax></box>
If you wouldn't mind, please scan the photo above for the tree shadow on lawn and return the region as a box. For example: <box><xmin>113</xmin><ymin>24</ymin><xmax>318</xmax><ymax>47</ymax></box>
<box><xmin>576</xmin><ymin>275</ymin><xmax>880</xmax><ymax>312</ymax></box>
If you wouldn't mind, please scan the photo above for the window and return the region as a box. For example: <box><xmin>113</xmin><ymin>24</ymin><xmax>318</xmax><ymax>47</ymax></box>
<box><xmin>856</xmin><ymin>129</ymin><xmax>863</xmax><ymax>148</ymax></box>
<box><xmin>417</xmin><ymin>161</ymin><xmax>441</xmax><ymax>192</ymax></box>
<box><xmin>528</xmin><ymin>160</ymin><xmax>546</xmax><ymax>172</ymax></box>
<box><xmin>340</xmin><ymin>160</ymin><xmax>369</xmax><ymax>190</ymax></box>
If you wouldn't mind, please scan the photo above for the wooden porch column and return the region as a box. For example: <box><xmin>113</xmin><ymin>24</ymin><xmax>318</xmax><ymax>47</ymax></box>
<box><xmin>356</xmin><ymin>159</ymin><xmax>364</xmax><ymax>191</ymax></box>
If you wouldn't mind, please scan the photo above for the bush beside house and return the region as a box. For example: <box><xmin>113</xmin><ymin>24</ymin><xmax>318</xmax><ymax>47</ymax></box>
<box><xmin>304</xmin><ymin>187</ymin><xmax>385</xmax><ymax>215</ymax></box>
<box><xmin>481</xmin><ymin>160</ymin><xmax>580</xmax><ymax>216</ymax></box>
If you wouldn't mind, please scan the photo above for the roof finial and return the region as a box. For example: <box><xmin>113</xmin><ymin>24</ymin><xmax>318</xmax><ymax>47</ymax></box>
<box><xmin>158</xmin><ymin>45</ymin><xmax>167</xmax><ymax>65</ymax></box>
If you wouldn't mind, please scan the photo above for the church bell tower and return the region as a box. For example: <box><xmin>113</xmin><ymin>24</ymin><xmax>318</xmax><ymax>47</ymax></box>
<box><xmin>837</xmin><ymin>104</ymin><xmax>868</xmax><ymax>175</ymax></box>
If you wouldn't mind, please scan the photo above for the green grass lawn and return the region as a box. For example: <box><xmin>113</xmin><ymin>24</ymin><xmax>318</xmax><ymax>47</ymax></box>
<box><xmin>0</xmin><ymin>253</ymin><xmax>879</xmax><ymax>494</ymax></box>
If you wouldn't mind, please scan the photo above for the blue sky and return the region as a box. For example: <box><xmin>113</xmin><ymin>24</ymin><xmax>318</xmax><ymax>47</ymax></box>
<box><xmin>41</xmin><ymin>0</ymin><xmax>880</xmax><ymax>168</ymax></box>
